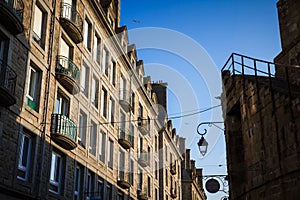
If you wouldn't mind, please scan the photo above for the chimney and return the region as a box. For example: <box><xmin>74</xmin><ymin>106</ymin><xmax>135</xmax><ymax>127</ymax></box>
<box><xmin>186</xmin><ymin>149</ymin><xmax>191</xmax><ymax>169</ymax></box>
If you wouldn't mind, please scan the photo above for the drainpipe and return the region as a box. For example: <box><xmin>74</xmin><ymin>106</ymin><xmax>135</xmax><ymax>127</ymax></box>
<box><xmin>37</xmin><ymin>0</ymin><xmax>57</xmax><ymax>198</ymax></box>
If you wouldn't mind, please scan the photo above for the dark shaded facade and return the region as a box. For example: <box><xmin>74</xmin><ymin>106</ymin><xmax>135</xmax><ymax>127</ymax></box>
<box><xmin>221</xmin><ymin>0</ymin><xmax>300</xmax><ymax>199</ymax></box>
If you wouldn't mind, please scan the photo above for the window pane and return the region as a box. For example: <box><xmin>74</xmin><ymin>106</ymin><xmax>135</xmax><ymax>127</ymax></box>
<box><xmin>33</xmin><ymin>5</ymin><xmax>43</xmax><ymax>39</ymax></box>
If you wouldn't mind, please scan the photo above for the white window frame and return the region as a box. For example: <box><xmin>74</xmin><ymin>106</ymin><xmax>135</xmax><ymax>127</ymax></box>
<box><xmin>84</xmin><ymin>17</ymin><xmax>92</xmax><ymax>51</ymax></box>
<box><xmin>99</xmin><ymin>131</ymin><xmax>106</xmax><ymax>162</ymax></box>
<box><xmin>91</xmin><ymin>76</ymin><xmax>99</xmax><ymax>108</ymax></box>
<box><xmin>26</xmin><ymin>66</ymin><xmax>40</xmax><ymax>110</ymax></box>
<box><xmin>100</xmin><ymin>88</ymin><xmax>107</xmax><ymax>118</ymax></box>
<box><xmin>17</xmin><ymin>133</ymin><xmax>32</xmax><ymax>181</ymax></box>
<box><xmin>93</xmin><ymin>33</ymin><xmax>101</xmax><ymax>64</ymax></box>
<box><xmin>89</xmin><ymin>121</ymin><xmax>97</xmax><ymax>156</ymax></box>
<box><xmin>49</xmin><ymin>151</ymin><xmax>62</xmax><ymax>194</ymax></box>
<box><xmin>78</xmin><ymin>111</ymin><xmax>87</xmax><ymax>148</ymax></box>
<box><xmin>108</xmin><ymin>138</ymin><xmax>114</xmax><ymax>169</ymax></box>
<box><xmin>74</xmin><ymin>166</ymin><xmax>81</xmax><ymax>200</ymax></box>
<box><xmin>32</xmin><ymin>4</ymin><xmax>46</xmax><ymax>47</ymax></box>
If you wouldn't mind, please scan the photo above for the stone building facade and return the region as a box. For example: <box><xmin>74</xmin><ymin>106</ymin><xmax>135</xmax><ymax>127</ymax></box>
<box><xmin>221</xmin><ymin>0</ymin><xmax>300</xmax><ymax>199</ymax></box>
<box><xmin>180</xmin><ymin>146</ymin><xmax>206</xmax><ymax>200</ymax></box>
<box><xmin>0</xmin><ymin>0</ymin><xmax>184</xmax><ymax>199</ymax></box>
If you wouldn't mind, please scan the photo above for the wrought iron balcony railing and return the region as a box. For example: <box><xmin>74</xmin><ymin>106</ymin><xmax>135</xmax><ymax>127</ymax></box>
<box><xmin>50</xmin><ymin>114</ymin><xmax>77</xmax><ymax>150</ymax></box>
<box><xmin>117</xmin><ymin>171</ymin><xmax>131</xmax><ymax>189</ymax></box>
<box><xmin>60</xmin><ymin>2</ymin><xmax>83</xmax><ymax>43</ymax></box>
<box><xmin>0</xmin><ymin>0</ymin><xmax>24</xmax><ymax>34</ymax></box>
<box><xmin>56</xmin><ymin>55</ymin><xmax>80</xmax><ymax>94</ymax></box>
<box><xmin>118</xmin><ymin>127</ymin><xmax>132</xmax><ymax>149</ymax></box>
<box><xmin>0</xmin><ymin>60</ymin><xmax>17</xmax><ymax>107</ymax></box>
<box><xmin>138</xmin><ymin>150</ymin><xmax>149</xmax><ymax>167</ymax></box>
<box><xmin>119</xmin><ymin>89</ymin><xmax>132</xmax><ymax>112</ymax></box>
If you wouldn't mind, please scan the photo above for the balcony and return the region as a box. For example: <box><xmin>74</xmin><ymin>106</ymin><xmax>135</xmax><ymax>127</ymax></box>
<box><xmin>170</xmin><ymin>164</ymin><xmax>176</xmax><ymax>175</ymax></box>
<box><xmin>138</xmin><ymin>150</ymin><xmax>149</xmax><ymax>168</ymax></box>
<box><xmin>0</xmin><ymin>61</ymin><xmax>17</xmax><ymax>107</ymax></box>
<box><xmin>138</xmin><ymin>117</ymin><xmax>149</xmax><ymax>136</ymax></box>
<box><xmin>171</xmin><ymin>188</ymin><xmax>177</xmax><ymax>198</ymax></box>
<box><xmin>60</xmin><ymin>2</ymin><xmax>83</xmax><ymax>44</ymax></box>
<box><xmin>117</xmin><ymin>172</ymin><xmax>130</xmax><ymax>189</ymax></box>
<box><xmin>56</xmin><ymin>55</ymin><xmax>80</xmax><ymax>94</ymax></box>
<box><xmin>137</xmin><ymin>187</ymin><xmax>148</xmax><ymax>200</ymax></box>
<box><xmin>119</xmin><ymin>89</ymin><xmax>131</xmax><ymax>112</ymax></box>
<box><xmin>118</xmin><ymin>128</ymin><xmax>132</xmax><ymax>149</ymax></box>
<box><xmin>50</xmin><ymin>114</ymin><xmax>77</xmax><ymax>150</ymax></box>
<box><xmin>0</xmin><ymin>0</ymin><xmax>24</xmax><ymax>34</ymax></box>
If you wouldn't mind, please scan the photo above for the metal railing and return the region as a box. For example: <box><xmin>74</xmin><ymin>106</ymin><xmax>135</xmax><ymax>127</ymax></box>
<box><xmin>119</xmin><ymin>89</ymin><xmax>131</xmax><ymax>102</ymax></box>
<box><xmin>0</xmin><ymin>60</ymin><xmax>17</xmax><ymax>95</ymax></box>
<box><xmin>139</xmin><ymin>149</ymin><xmax>149</xmax><ymax>162</ymax></box>
<box><xmin>221</xmin><ymin>53</ymin><xmax>300</xmax><ymax>102</ymax></box>
<box><xmin>56</xmin><ymin>55</ymin><xmax>80</xmax><ymax>82</ymax></box>
<box><xmin>119</xmin><ymin>128</ymin><xmax>132</xmax><ymax>142</ymax></box>
<box><xmin>51</xmin><ymin>114</ymin><xmax>77</xmax><ymax>142</ymax></box>
<box><xmin>0</xmin><ymin>0</ymin><xmax>24</xmax><ymax>21</ymax></box>
<box><xmin>60</xmin><ymin>2</ymin><xmax>83</xmax><ymax>32</ymax></box>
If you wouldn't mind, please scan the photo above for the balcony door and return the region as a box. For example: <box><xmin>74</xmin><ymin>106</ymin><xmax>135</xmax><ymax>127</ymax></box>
<box><xmin>59</xmin><ymin>37</ymin><xmax>73</xmax><ymax>69</ymax></box>
<box><xmin>56</xmin><ymin>89</ymin><xmax>70</xmax><ymax>116</ymax></box>
<box><xmin>63</xmin><ymin>0</ymin><xmax>76</xmax><ymax>21</ymax></box>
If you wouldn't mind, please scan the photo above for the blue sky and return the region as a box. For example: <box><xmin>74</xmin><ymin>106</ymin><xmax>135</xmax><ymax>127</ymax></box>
<box><xmin>120</xmin><ymin>0</ymin><xmax>281</xmax><ymax>198</ymax></box>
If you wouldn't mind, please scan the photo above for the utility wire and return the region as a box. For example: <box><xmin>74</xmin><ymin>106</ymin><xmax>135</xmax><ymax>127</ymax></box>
<box><xmin>42</xmin><ymin>104</ymin><xmax>221</xmax><ymax>129</ymax></box>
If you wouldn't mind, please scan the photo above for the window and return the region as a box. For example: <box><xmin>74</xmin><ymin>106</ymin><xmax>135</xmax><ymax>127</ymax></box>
<box><xmin>17</xmin><ymin>132</ymin><xmax>32</xmax><ymax>181</ymax></box>
<box><xmin>84</xmin><ymin>18</ymin><xmax>92</xmax><ymax>51</ymax></box>
<box><xmin>33</xmin><ymin>4</ymin><xmax>46</xmax><ymax>48</ymax></box>
<box><xmin>119</xmin><ymin>111</ymin><xmax>125</xmax><ymax>140</ymax></box>
<box><xmin>155</xmin><ymin>161</ymin><xmax>158</xmax><ymax>180</ymax></box>
<box><xmin>148</xmin><ymin>146</ymin><xmax>151</xmax><ymax>166</ymax></box>
<box><xmin>138</xmin><ymin>168</ymin><xmax>142</xmax><ymax>190</ymax></box>
<box><xmin>91</xmin><ymin>77</ymin><xmax>99</xmax><ymax>108</ymax></box>
<box><xmin>89</xmin><ymin>121</ymin><xmax>97</xmax><ymax>156</ymax></box>
<box><xmin>93</xmin><ymin>33</ymin><xmax>101</xmax><ymax>64</ymax></box>
<box><xmin>117</xmin><ymin>190</ymin><xmax>124</xmax><ymax>200</ymax></box>
<box><xmin>99</xmin><ymin>131</ymin><xmax>106</xmax><ymax>162</ymax></box>
<box><xmin>130</xmin><ymin>159</ymin><xmax>134</xmax><ymax>185</ymax></box>
<box><xmin>147</xmin><ymin>176</ymin><xmax>151</xmax><ymax>196</ymax></box>
<box><xmin>131</xmin><ymin>93</ymin><xmax>135</xmax><ymax>114</ymax></box>
<box><xmin>138</xmin><ymin>103</ymin><xmax>143</xmax><ymax>118</ymax></box>
<box><xmin>109</xmin><ymin>98</ymin><xmax>115</xmax><ymax>126</ymax></box>
<box><xmin>110</xmin><ymin>61</ymin><xmax>116</xmax><ymax>86</ymax></box>
<box><xmin>74</xmin><ymin>165</ymin><xmax>82</xmax><ymax>200</ymax></box>
<box><xmin>147</xmin><ymin>116</ymin><xmax>150</xmax><ymax>131</ymax></box>
<box><xmin>97</xmin><ymin>177</ymin><xmax>104</xmax><ymax>199</ymax></box>
<box><xmin>60</xmin><ymin>37</ymin><xmax>72</xmax><ymax>59</ymax></box>
<box><xmin>130</xmin><ymin>124</ymin><xmax>134</xmax><ymax>148</ymax></box>
<box><xmin>80</xmin><ymin>64</ymin><xmax>89</xmax><ymax>97</ymax></box>
<box><xmin>26</xmin><ymin>65</ymin><xmax>41</xmax><ymax>111</ymax></box>
<box><xmin>108</xmin><ymin>139</ymin><xmax>114</xmax><ymax>169</ymax></box>
<box><xmin>118</xmin><ymin>149</ymin><xmax>125</xmax><ymax>180</ymax></box>
<box><xmin>0</xmin><ymin>34</ymin><xmax>9</xmax><ymax>62</ymax></box>
<box><xmin>155</xmin><ymin>136</ymin><xmax>158</xmax><ymax>152</ymax></box>
<box><xmin>55</xmin><ymin>89</ymin><xmax>69</xmax><ymax>116</ymax></box>
<box><xmin>138</xmin><ymin>136</ymin><xmax>143</xmax><ymax>158</ymax></box>
<box><xmin>106</xmin><ymin>183</ymin><xmax>112</xmax><ymax>200</ymax></box>
<box><xmin>102</xmin><ymin>48</ymin><xmax>109</xmax><ymax>76</ymax></box>
<box><xmin>100</xmin><ymin>88</ymin><xmax>107</xmax><ymax>118</ymax></box>
<box><xmin>155</xmin><ymin>188</ymin><xmax>158</xmax><ymax>200</ymax></box>
<box><xmin>86</xmin><ymin>171</ymin><xmax>95</xmax><ymax>199</ymax></box>
<box><xmin>79</xmin><ymin>111</ymin><xmax>87</xmax><ymax>148</ymax></box>
<box><xmin>165</xmin><ymin>169</ymin><xmax>168</xmax><ymax>187</ymax></box>
<box><xmin>119</xmin><ymin>75</ymin><xmax>126</xmax><ymax>101</ymax></box>
<box><xmin>49</xmin><ymin>151</ymin><xmax>63</xmax><ymax>194</ymax></box>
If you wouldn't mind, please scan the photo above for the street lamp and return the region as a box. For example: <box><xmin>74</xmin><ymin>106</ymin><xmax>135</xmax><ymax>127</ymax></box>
<box><xmin>196</xmin><ymin>121</ymin><xmax>224</xmax><ymax>156</ymax></box>
<box><xmin>197</xmin><ymin>129</ymin><xmax>208</xmax><ymax>156</ymax></box>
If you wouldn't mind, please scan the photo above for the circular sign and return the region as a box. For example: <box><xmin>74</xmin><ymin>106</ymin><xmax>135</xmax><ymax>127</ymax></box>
<box><xmin>205</xmin><ymin>178</ymin><xmax>220</xmax><ymax>193</ymax></box>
